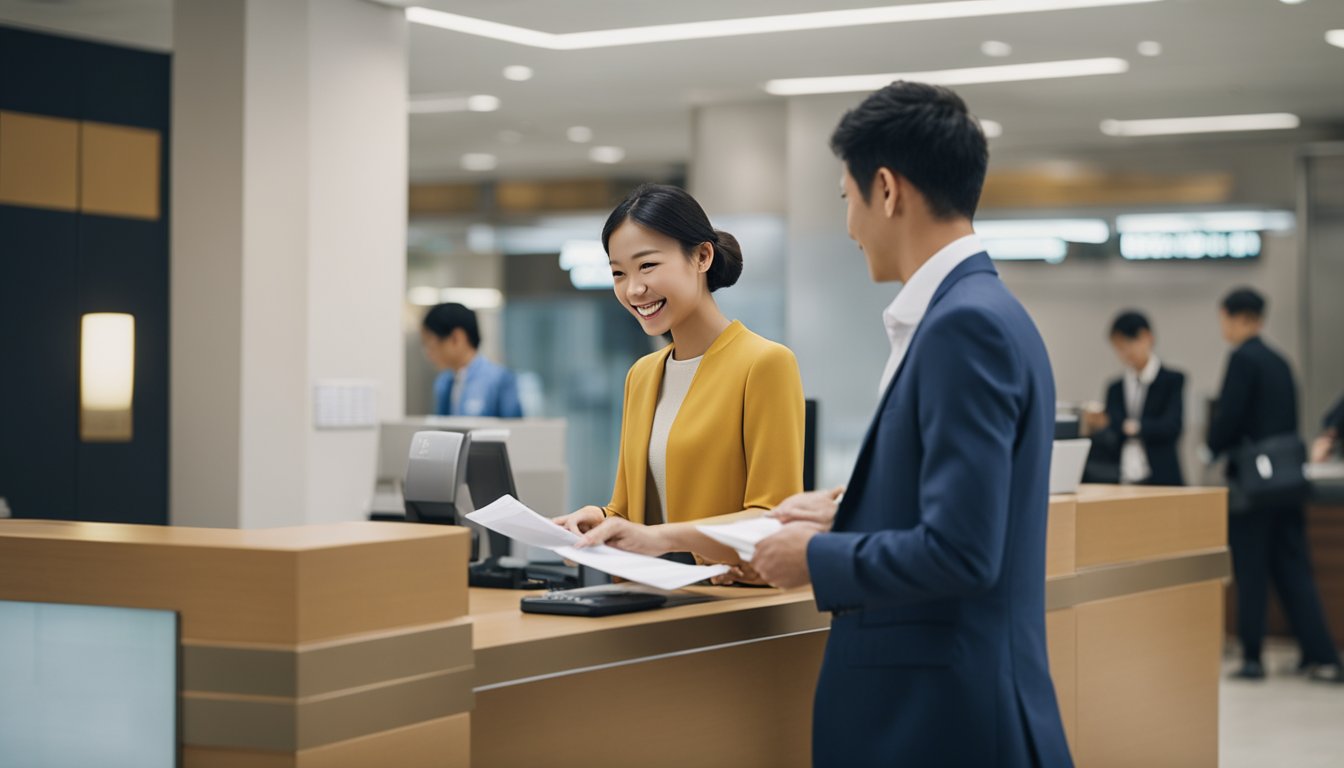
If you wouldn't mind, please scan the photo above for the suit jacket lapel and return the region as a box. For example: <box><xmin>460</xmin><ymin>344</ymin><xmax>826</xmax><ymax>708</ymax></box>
<box><xmin>834</xmin><ymin>253</ymin><xmax>997</xmax><ymax>525</ymax></box>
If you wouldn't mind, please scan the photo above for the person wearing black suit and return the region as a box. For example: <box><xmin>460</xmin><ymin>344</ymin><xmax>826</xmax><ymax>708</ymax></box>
<box><xmin>1090</xmin><ymin>311</ymin><xmax>1185</xmax><ymax>486</ymax></box>
<box><xmin>1311</xmin><ymin>393</ymin><xmax>1344</xmax><ymax>463</ymax></box>
<box><xmin>1207</xmin><ymin>287</ymin><xmax>1341</xmax><ymax>683</ymax></box>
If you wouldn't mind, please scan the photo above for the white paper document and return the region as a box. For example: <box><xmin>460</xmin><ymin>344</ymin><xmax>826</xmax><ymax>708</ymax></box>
<box><xmin>466</xmin><ymin>496</ymin><xmax>729</xmax><ymax>590</ymax></box>
<box><xmin>694</xmin><ymin>516</ymin><xmax>782</xmax><ymax>561</ymax></box>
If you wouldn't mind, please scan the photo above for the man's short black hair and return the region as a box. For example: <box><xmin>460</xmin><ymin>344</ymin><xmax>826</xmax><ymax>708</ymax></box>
<box><xmin>422</xmin><ymin>302</ymin><xmax>480</xmax><ymax>348</ymax></box>
<box><xmin>1109</xmin><ymin>310</ymin><xmax>1152</xmax><ymax>340</ymax></box>
<box><xmin>829</xmin><ymin>80</ymin><xmax>989</xmax><ymax>220</ymax></box>
<box><xmin>1221</xmin><ymin>287</ymin><xmax>1266</xmax><ymax>319</ymax></box>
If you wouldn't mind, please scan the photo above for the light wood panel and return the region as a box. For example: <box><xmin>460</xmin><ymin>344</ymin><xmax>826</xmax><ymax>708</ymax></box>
<box><xmin>0</xmin><ymin>110</ymin><xmax>79</xmax><ymax>210</ymax></box>
<box><xmin>1046</xmin><ymin>497</ymin><xmax>1078</xmax><ymax>578</ymax></box>
<box><xmin>0</xmin><ymin>520</ymin><xmax>467</xmax><ymax>644</ymax></box>
<box><xmin>981</xmin><ymin>169</ymin><xmax>1233</xmax><ymax>209</ymax></box>
<box><xmin>475</xmin><ymin>632</ymin><xmax>825</xmax><ymax>768</ymax></box>
<box><xmin>183</xmin><ymin>712</ymin><xmax>469</xmax><ymax>768</ymax></box>
<box><xmin>1074</xmin><ymin>485</ymin><xmax>1227</xmax><ymax>568</ymax></box>
<box><xmin>1075</xmin><ymin>581</ymin><xmax>1222</xmax><ymax>768</ymax></box>
<box><xmin>1045</xmin><ymin>608</ymin><xmax>1078</xmax><ymax>756</ymax></box>
<box><xmin>80</xmin><ymin>120</ymin><xmax>161</xmax><ymax>219</ymax></box>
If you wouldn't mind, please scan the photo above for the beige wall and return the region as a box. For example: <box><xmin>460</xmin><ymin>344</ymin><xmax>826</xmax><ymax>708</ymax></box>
<box><xmin>172</xmin><ymin>0</ymin><xmax>406</xmax><ymax>528</ymax></box>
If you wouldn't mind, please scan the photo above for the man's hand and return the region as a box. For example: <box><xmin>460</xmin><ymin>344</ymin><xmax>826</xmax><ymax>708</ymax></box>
<box><xmin>1123</xmin><ymin>418</ymin><xmax>1141</xmax><ymax>438</ymax></box>
<box><xmin>767</xmin><ymin>486</ymin><xmax>844</xmax><ymax>529</ymax></box>
<box><xmin>575</xmin><ymin>517</ymin><xmax>672</xmax><ymax>556</ymax></box>
<box><xmin>710</xmin><ymin>561</ymin><xmax>768</xmax><ymax>586</ymax></box>
<box><xmin>1311</xmin><ymin>432</ymin><xmax>1338</xmax><ymax>464</ymax></box>
<box><xmin>552</xmin><ymin>506</ymin><xmax>606</xmax><ymax>535</ymax></box>
<box><xmin>751</xmin><ymin>522</ymin><xmax>824</xmax><ymax>589</ymax></box>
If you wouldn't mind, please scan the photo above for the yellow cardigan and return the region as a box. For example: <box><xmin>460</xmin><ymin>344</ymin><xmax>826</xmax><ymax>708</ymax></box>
<box><xmin>603</xmin><ymin>320</ymin><xmax>805</xmax><ymax>525</ymax></box>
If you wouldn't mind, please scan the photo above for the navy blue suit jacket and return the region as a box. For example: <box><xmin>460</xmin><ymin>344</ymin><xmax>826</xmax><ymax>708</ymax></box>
<box><xmin>806</xmin><ymin>253</ymin><xmax>1073</xmax><ymax>767</ymax></box>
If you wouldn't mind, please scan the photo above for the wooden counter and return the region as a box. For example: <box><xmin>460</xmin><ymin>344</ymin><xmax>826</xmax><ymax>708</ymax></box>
<box><xmin>0</xmin><ymin>485</ymin><xmax>1227</xmax><ymax>768</ymax></box>
<box><xmin>0</xmin><ymin>519</ymin><xmax>473</xmax><ymax>768</ymax></box>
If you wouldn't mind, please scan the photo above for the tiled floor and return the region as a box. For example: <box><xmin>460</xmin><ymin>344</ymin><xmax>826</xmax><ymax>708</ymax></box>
<box><xmin>1221</xmin><ymin>641</ymin><xmax>1344</xmax><ymax>768</ymax></box>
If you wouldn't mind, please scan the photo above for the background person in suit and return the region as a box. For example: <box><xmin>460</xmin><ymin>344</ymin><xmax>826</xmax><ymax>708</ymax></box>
<box><xmin>1083</xmin><ymin>310</ymin><xmax>1185</xmax><ymax>486</ymax></box>
<box><xmin>420</xmin><ymin>302</ymin><xmax>524</xmax><ymax>418</ymax></box>
<box><xmin>750</xmin><ymin>81</ymin><xmax>1073</xmax><ymax>767</ymax></box>
<box><xmin>1207</xmin><ymin>287</ymin><xmax>1341</xmax><ymax>683</ymax></box>
<box><xmin>1311</xmin><ymin>393</ymin><xmax>1344</xmax><ymax>463</ymax></box>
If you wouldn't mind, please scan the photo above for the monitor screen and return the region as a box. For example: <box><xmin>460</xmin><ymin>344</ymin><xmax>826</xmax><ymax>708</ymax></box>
<box><xmin>0</xmin><ymin>600</ymin><xmax>178</xmax><ymax>768</ymax></box>
<box><xmin>467</xmin><ymin>437</ymin><xmax>519</xmax><ymax>510</ymax></box>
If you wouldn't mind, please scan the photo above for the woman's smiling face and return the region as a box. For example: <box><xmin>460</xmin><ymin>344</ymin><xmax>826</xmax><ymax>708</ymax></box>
<box><xmin>606</xmin><ymin>219</ymin><xmax>712</xmax><ymax>337</ymax></box>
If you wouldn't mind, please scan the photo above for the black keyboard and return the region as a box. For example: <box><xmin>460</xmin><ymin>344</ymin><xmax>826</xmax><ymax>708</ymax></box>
<box><xmin>520</xmin><ymin>589</ymin><xmax>668</xmax><ymax>617</ymax></box>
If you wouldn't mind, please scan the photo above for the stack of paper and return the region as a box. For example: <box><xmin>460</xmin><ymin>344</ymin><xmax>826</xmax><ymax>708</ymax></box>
<box><xmin>694</xmin><ymin>516</ymin><xmax>782</xmax><ymax>561</ymax></box>
<box><xmin>466</xmin><ymin>496</ymin><xmax>729</xmax><ymax>590</ymax></box>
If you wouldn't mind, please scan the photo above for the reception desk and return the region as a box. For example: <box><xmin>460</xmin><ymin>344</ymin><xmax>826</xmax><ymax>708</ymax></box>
<box><xmin>0</xmin><ymin>485</ymin><xmax>1227</xmax><ymax>767</ymax></box>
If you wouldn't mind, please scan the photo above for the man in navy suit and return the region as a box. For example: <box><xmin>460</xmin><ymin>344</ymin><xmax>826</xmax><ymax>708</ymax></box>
<box><xmin>751</xmin><ymin>81</ymin><xmax>1073</xmax><ymax>766</ymax></box>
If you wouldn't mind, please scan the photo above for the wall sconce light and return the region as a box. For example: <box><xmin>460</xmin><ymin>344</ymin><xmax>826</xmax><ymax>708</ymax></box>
<box><xmin>80</xmin><ymin>313</ymin><xmax>135</xmax><ymax>442</ymax></box>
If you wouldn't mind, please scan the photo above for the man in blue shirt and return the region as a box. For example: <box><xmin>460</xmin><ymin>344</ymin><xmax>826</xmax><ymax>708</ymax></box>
<box><xmin>420</xmin><ymin>303</ymin><xmax>523</xmax><ymax>418</ymax></box>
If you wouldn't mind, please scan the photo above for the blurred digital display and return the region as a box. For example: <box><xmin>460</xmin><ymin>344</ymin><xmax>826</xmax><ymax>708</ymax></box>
<box><xmin>0</xmin><ymin>600</ymin><xmax>177</xmax><ymax>768</ymax></box>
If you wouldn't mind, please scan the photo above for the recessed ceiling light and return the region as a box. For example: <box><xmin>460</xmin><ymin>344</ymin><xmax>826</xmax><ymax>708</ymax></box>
<box><xmin>979</xmin><ymin>119</ymin><xmax>1003</xmax><ymax>138</ymax></box>
<box><xmin>1136</xmin><ymin>40</ymin><xmax>1161</xmax><ymax>56</ymax></box>
<box><xmin>567</xmin><ymin>126</ymin><xmax>594</xmax><ymax>143</ymax></box>
<box><xmin>407</xmin><ymin>1</ymin><xmax>1166</xmax><ymax>50</ymax></box>
<box><xmin>1279</xmin><ymin>0</ymin><xmax>1306</xmax><ymax>5</ymax></box>
<box><xmin>980</xmin><ymin>40</ymin><xmax>1012</xmax><ymax>57</ymax></box>
<box><xmin>589</xmin><ymin>146</ymin><xmax>625</xmax><ymax>164</ymax></box>
<box><xmin>1100</xmin><ymin>112</ymin><xmax>1300</xmax><ymax>137</ymax></box>
<box><xmin>502</xmin><ymin>65</ymin><xmax>534</xmax><ymax>81</ymax></box>
<box><xmin>498</xmin><ymin>129</ymin><xmax>523</xmax><ymax>144</ymax></box>
<box><xmin>461</xmin><ymin>153</ymin><xmax>498</xmax><ymax>171</ymax></box>
<box><xmin>467</xmin><ymin>94</ymin><xmax>501</xmax><ymax>112</ymax></box>
<box><xmin>1327</xmin><ymin>30</ymin><xmax>1344</xmax><ymax>49</ymax></box>
<box><xmin>765</xmin><ymin>57</ymin><xmax>1129</xmax><ymax>95</ymax></box>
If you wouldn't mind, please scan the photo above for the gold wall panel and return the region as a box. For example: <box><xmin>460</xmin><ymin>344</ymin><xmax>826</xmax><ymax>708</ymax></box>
<box><xmin>182</xmin><ymin>712</ymin><xmax>470</xmax><ymax>768</ymax></box>
<box><xmin>80</xmin><ymin>120</ymin><xmax>161</xmax><ymax>220</ymax></box>
<box><xmin>0</xmin><ymin>110</ymin><xmax>79</xmax><ymax>211</ymax></box>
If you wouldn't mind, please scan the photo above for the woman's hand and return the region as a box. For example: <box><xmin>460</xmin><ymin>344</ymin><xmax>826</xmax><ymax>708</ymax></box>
<box><xmin>552</xmin><ymin>506</ymin><xmax>606</xmax><ymax>536</ymax></box>
<box><xmin>1311</xmin><ymin>432</ymin><xmax>1338</xmax><ymax>464</ymax></box>
<box><xmin>576</xmin><ymin>517</ymin><xmax>672</xmax><ymax>557</ymax></box>
<box><xmin>710</xmin><ymin>562</ymin><xmax>769</xmax><ymax>586</ymax></box>
<box><xmin>766</xmin><ymin>486</ymin><xmax>844</xmax><ymax>530</ymax></box>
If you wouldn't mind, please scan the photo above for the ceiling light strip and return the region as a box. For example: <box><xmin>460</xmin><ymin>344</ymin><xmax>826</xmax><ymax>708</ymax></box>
<box><xmin>408</xmin><ymin>0</ymin><xmax>1165</xmax><ymax>50</ymax></box>
<box><xmin>1100</xmin><ymin>113</ymin><xmax>1300</xmax><ymax>137</ymax></box>
<box><xmin>765</xmin><ymin>57</ymin><xmax>1129</xmax><ymax>95</ymax></box>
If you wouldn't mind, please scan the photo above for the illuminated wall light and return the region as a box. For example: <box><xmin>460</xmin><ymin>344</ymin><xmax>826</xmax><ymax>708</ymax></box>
<box><xmin>1100</xmin><ymin>112</ymin><xmax>1300</xmax><ymax>137</ymax></box>
<box><xmin>567</xmin><ymin>126</ymin><xmax>594</xmax><ymax>143</ymax></box>
<box><xmin>440</xmin><ymin>287</ymin><xmax>504</xmax><ymax>310</ymax></box>
<box><xmin>765</xmin><ymin>57</ymin><xmax>1129</xmax><ymax>96</ymax></box>
<box><xmin>1327</xmin><ymin>30</ymin><xmax>1344</xmax><ymax>49</ymax></box>
<box><xmin>1120</xmin><ymin>231</ymin><xmax>1262</xmax><ymax>261</ymax></box>
<box><xmin>982</xmin><ymin>237</ymin><xmax>1068</xmax><ymax>263</ymax></box>
<box><xmin>407</xmin><ymin>286</ymin><xmax>441</xmax><ymax>306</ymax></box>
<box><xmin>407</xmin><ymin>1</ymin><xmax>1166</xmax><ymax>51</ymax></box>
<box><xmin>570</xmin><ymin>265</ymin><xmax>615</xmax><ymax>290</ymax></box>
<box><xmin>1115</xmin><ymin>210</ymin><xmax>1294</xmax><ymax>233</ymax></box>
<box><xmin>81</xmin><ymin>313</ymin><xmax>135</xmax><ymax>442</ymax></box>
<box><xmin>1136</xmin><ymin>40</ymin><xmax>1162</xmax><ymax>56</ymax></box>
<box><xmin>979</xmin><ymin>119</ymin><xmax>1003</xmax><ymax>138</ymax></box>
<box><xmin>502</xmin><ymin>65</ymin><xmax>534</xmax><ymax>81</ymax></box>
<box><xmin>976</xmin><ymin>218</ymin><xmax>1110</xmax><ymax>243</ymax></box>
<box><xmin>558</xmin><ymin>240</ymin><xmax>607</xmax><ymax>270</ymax></box>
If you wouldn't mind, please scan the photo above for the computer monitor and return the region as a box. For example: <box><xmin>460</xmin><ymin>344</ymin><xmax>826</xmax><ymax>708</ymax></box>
<box><xmin>465</xmin><ymin>431</ymin><xmax>518</xmax><ymax>562</ymax></box>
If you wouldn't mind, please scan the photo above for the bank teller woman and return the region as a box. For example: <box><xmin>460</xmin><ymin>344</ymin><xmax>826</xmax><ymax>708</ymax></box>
<box><xmin>552</xmin><ymin>184</ymin><xmax>804</xmax><ymax>564</ymax></box>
